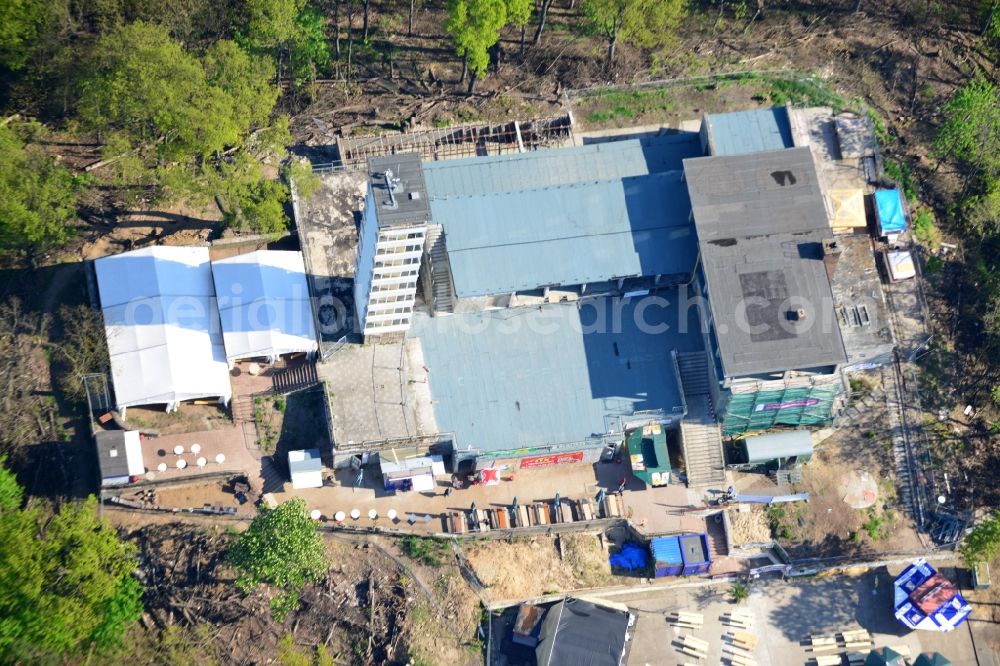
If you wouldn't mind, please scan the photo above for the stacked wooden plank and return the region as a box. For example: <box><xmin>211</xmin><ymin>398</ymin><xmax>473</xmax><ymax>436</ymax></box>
<box><xmin>728</xmin><ymin>630</ymin><xmax>758</xmax><ymax>651</ymax></box>
<box><xmin>668</xmin><ymin>611</ymin><xmax>704</xmax><ymax>630</ymax></box>
<box><xmin>811</xmin><ymin>655</ymin><xmax>843</xmax><ymax>666</ymax></box>
<box><xmin>840</xmin><ymin>629</ymin><xmax>872</xmax><ymax>651</ymax></box>
<box><xmin>808</xmin><ymin>635</ymin><xmax>839</xmax><ymax>652</ymax></box>
<box><xmin>678</xmin><ymin>634</ymin><xmax>708</xmax><ymax>660</ymax></box>
<box><xmin>723</xmin><ymin>610</ymin><xmax>754</xmax><ymax>629</ymax></box>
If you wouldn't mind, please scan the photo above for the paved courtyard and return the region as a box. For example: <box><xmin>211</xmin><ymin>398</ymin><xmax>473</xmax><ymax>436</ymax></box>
<box><xmin>317</xmin><ymin>340</ymin><xmax>434</xmax><ymax>446</ymax></box>
<box><xmin>621</xmin><ymin>566</ymin><xmax>990</xmax><ymax>666</ymax></box>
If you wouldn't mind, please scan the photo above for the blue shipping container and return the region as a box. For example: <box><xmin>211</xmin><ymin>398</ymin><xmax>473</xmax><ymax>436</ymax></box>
<box><xmin>679</xmin><ymin>533</ymin><xmax>711</xmax><ymax>575</ymax></box>
<box><xmin>650</xmin><ymin>536</ymin><xmax>683</xmax><ymax>578</ymax></box>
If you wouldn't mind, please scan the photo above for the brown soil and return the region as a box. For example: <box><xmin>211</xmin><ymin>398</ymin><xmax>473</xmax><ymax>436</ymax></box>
<box><xmin>727</xmin><ymin>506</ymin><xmax>773</xmax><ymax>547</ymax></box>
<box><xmin>123</xmin><ymin>403</ymin><xmax>234</xmax><ymax>436</ymax></box>
<box><xmin>120</xmin><ymin>521</ymin><xmax>480</xmax><ymax>665</ymax></box>
<box><xmin>775</xmin><ymin>416</ymin><xmax>925</xmax><ymax>558</ymax></box>
<box><xmin>461</xmin><ymin>533</ymin><xmax>611</xmax><ymax>602</ymax></box>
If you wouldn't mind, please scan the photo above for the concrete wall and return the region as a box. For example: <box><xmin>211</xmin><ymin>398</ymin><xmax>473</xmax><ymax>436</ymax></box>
<box><xmin>353</xmin><ymin>189</ymin><xmax>378</xmax><ymax>330</ymax></box>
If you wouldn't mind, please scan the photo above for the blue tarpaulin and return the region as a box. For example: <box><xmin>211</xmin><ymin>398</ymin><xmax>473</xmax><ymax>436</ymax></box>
<box><xmin>875</xmin><ymin>189</ymin><xmax>906</xmax><ymax>235</ymax></box>
<box><xmin>609</xmin><ymin>543</ymin><xmax>650</xmax><ymax>571</ymax></box>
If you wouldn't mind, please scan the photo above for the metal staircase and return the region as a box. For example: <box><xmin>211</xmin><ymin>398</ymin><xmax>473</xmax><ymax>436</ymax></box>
<box><xmin>424</xmin><ymin>225</ymin><xmax>454</xmax><ymax>314</ymax></box>
<box><xmin>680</xmin><ymin>414</ymin><xmax>726</xmax><ymax>486</ymax></box>
<box><xmin>677</xmin><ymin>351</ymin><xmax>711</xmax><ymax>397</ymax></box>
<box><xmin>677</xmin><ymin>351</ymin><xmax>726</xmax><ymax>486</ymax></box>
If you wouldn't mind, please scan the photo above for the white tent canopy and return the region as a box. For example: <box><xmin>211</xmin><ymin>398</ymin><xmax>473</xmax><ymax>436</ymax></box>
<box><xmin>211</xmin><ymin>250</ymin><xmax>318</xmax><ymax>364</ymax></box>
<box><xmin>95</xmin><ymin>246</ymin><xmax>232</xmax><ymax>412</ymax></box>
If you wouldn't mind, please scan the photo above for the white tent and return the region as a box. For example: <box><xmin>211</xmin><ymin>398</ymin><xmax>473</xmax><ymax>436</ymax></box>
<box><xmin>95</xmin><ymin>246</ymin><xmax>232</xmax><ymax>414</ymax></box>
<box><xmin>211</xmin><ymin>250</ymin><xmax>318</xmax><ymax>364</ymax></box>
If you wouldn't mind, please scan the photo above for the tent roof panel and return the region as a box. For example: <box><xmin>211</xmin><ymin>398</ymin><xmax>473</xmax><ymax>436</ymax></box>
<box><xmin>211</xmin><ymin>251</ymin><xmax>318</xmax><ymax>361</ymax></box>
<box><xmin>96</xmin><ymin>247</ymin><xmax>232</xmax><ymax>409</ymax></box>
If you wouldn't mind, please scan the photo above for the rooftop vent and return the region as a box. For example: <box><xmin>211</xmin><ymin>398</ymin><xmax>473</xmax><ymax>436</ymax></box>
<box><xmin>381</xmin><ymin>169</ymin><xmax>402</xmax><ymax>209</ymax></box>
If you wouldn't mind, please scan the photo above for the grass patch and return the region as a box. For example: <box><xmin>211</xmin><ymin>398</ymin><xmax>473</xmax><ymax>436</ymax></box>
<box><xmin>884</xmin><ymin>158</ymin><xmax>917</xmax><ymax>201</ymax></box>
<box><xmin>400</xmin><ymin>536</ymin><xmax>450</xmax><ymax>567</ymax></box>
<box><xmin>849</xmin><ymin>376</ymin><xmax>872</xmax><ymax>399</ymax></box>
<box><xmin>253</xmin><ymin>396</ymin><xmax>278</xmax><ymax>454</ymax></box>
<box><xmin>861</xmin><ymin>509</ymin><xmax>891</xmax><ymax>541</ymax></box>
<box><xmin>913</xmin><ymin>208</ymin><xmax>940</xmax><ymax>248</ymax></box>
<box><xmin>868</xmin><ymin>109</ymin><xmax>891</xmax><ymax>147</ymax></box>
<box><xmin>764</xmin><ymin>75</ymin><xmax>847</xmax><ymax>109</ymax></box>
<box><xmin>766</xmin><ymin>505</ymin><xmax>794</xmax><ymax>540</ymax></box>
<box><xmin>924</xmin><ymin>254</ymin><xmax>943</xmax><ymax>273</ymax></box>
<box><xmin>578</xmin><ymin>86</ymin><xmax>676</xmax><ymax>125</ymax></box>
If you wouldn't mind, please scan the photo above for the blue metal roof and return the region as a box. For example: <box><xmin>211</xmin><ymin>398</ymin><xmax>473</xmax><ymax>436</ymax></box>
<box><xmin>429</xmin><ymin>172</ymin><xmax>696</xmax><ymax>298</ymax></box>
<box><xmin>650</xmin><ymin>536</ymin><xmax>683</xmax><ymax>564</ymax></box>
<box><xmin>409</xmin><ymin>293</ymin><xmax>703</xmax><ymax>454</ymax></box>
<box><xmin>422</xmin><ymin>134</ymin><xmax>702</xmax><ymax>298</ymax></box>
<box><xmin>875</xmin><ymin>189</ymin><xmax>906</xmax><ymax>234</ymax></box>
<box><xmin>423</xmin><ymin>133</ymin><xmax>703</xmax><ymax>196</ymax></box>
<box><xmin>704</xmin><ymin>107</ymin><xmax>793</xmax><ymax>156</ymax></box>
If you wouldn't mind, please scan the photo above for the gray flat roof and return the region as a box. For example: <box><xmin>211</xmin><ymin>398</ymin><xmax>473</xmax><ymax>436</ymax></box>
<box><xmin>423</xmin><ymin>135</ymin><xmax>702</xmax><ymax>298</ymax></box>
<box><xmin>683</xmin><ymin>147</ymin><xmax>829</xmax><ymax>240</ymax></box>
<box><xmin>409</xmin><ymin>291</ymin><xmax>703</xmax><ymax>454</ymax></box>
<box><xmin>288</xmin><ymin>448</ymin><xmax>322</xmax><ymax>474</ymax></box>
<box><xmin>95</xmin><ymin>431</ymin><xmax>131</xmax><ymax>479</ymax></box>
<box><xmin>367</xmin><ymin>153</ymin><xmax>430</xmax><ymax>228</ymax></box>
<box><xmin>828</xmin><ymin>234</ymin><xmax>895</xmax><ymax>365</ymax></box>
<box><xmin>685</xmin><ymin>147</ymin><xmax>844</xmax><ymax>376</ymax></box>
<box><xmin>700</xmin><ymin>230</ymin><xmax>847</xmax><ymax>376</ymax></box>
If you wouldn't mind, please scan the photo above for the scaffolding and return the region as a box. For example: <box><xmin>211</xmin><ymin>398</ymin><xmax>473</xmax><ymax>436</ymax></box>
<box><xmin>327</xmin><ymin>114</ymin><xmax>574</xmax><ymax>169</ymax></box>
<box><xmin>721</xmin><ymin>384</ymin><xmax>842</xmax><ymax>437</ymax></box>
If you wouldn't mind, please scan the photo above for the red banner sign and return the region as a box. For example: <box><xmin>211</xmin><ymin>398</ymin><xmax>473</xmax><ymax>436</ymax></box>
<box><xmin>519</xmin><ymin>451</ymin><xmax>584</xmax><ymax>469</ymax></box>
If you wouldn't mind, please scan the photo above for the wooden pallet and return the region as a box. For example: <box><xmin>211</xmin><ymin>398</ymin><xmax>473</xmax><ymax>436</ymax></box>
<box><xmin>727</xmin><ymin>630</ymin><xmax>759</xmax><ymax>651</ymax></box>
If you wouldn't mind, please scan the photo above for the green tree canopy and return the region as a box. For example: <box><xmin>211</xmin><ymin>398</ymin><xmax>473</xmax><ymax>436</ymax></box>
<box><xmin>77</xmin><ymin>21</ymin><xmax>293</xmax><ymax>234</ymax></box>
<box><xmin>78</xmin><ymin>22</ymin><xmax>256</xmax><ymax>161</ymax></box>
<box><xmin>0</xmin><ymin>122</ymin><xmax>81</xmax><ymax>261</ymax></box>
<box><xmin>582</xmin><ymin>0</ymin><xmax>687</xmax><ymax>68</ymax></box>
<box><xmin>934</xmin><ymin>75</ymin><xmax>1000</xmax><ymax>179</ymax></box>
<box><xmin>960</xmin><ymin>509</ymin><xmax>1000</xmax><ymax>568</ymax></box>
<box><xmin>0</xmin><ymin>467</ymin><xmax>143</xmax><ymax>661</ymax></box>
<box><xmin>0</xmin><ymin>0</ymin><xmax>47</xmax><ymax>71</ymax></box>
<box><xmin>228</xmin><ymin>498</ymin><xmax>328</xmax><ymax>620</ymax></box>
<box><xmin>446</xmin><ymin>0</ymin><xmax>508</xmax><ymax>81</ymax></box>
<box><xmin>239</xmin><ymin>0</ymin><xmax>329</xmax><ymax>84</ymax></box>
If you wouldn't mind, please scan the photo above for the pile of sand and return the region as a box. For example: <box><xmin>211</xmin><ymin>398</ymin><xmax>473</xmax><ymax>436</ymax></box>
<box><xmin>726</xmin><ymin>506</ymin><xmax>773</xmax><ymax>546</ymax></box>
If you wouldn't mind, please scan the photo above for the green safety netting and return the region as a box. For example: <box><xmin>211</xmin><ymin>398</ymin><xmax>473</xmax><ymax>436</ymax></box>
<box><xmin>721</xmin><ymin>385</ymin><xmax>842</xmax><ymax>436</ymax></box>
